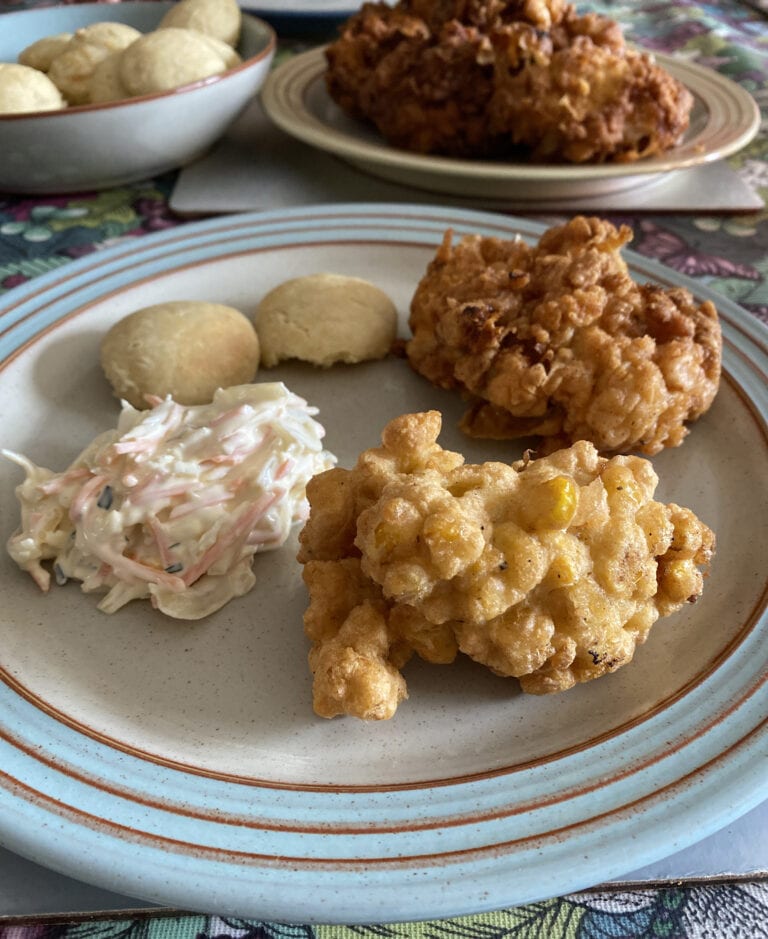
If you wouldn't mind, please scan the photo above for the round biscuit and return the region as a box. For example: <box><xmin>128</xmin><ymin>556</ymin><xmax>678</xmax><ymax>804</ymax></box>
<box><xmin>254</xmin><ymin>273</ymin><xmax>398</xmax><ymax>368</ymax></box>
<box><xmin>0</xmin><ymin>62</ymin><xmax>66</xmax><ymax>113</ymax></box>
<box><xmin>47</xmin><ymin>41</ymin><xmax>113</xmax><ymax>104</ymax></box>
<box><xmin>196</xmin><ymin>32</ymin><xmax>241</xmax><ymax>68</ymax></box>
<box><xmin>71</xmin><ymin>22</ymin><xmax>142</xmax><ymax>53</ymax></box>
<box><xmin>100</xmin><ymin>301</ymin><xmax>261</xmax><ymax>408</ymax></box>
<box><xmin>46</xmin><ymin>23</ymin><xmax>141</xmax><ymax>104</ymax></box>
<box><xmin>119</xmin><ymin>28</ymin><xmax>229</xmax><ymax>96</ymax></box>
<box><xmin>18</xmin><ymin>33</ymin><xmax>73</xmax><ymax>72</ymax></box>
<box><xmin>158</xmin><ymin>0</ymin><xmax>242</xmax><ymax>47</ymax></box>
<box><xmin>88</xmin><ymin>51</ymin><xmax>130</xmax><ymax>103</ymax></box>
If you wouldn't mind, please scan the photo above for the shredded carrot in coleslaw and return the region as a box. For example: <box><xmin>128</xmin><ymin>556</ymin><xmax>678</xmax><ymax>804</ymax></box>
<box><xmin>3</xmin><ymin>383</ymin><xmax>336</xmax><ymax>620</ymax></box>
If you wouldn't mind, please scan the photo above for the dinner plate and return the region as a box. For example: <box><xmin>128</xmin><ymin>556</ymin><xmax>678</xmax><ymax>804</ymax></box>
<box><xmin>239</xmin><ymin>0</ymin><xmax>360</xmax><ymax>12</ymax></box>
<box><xmin>1</xmin><ymin>205</ymin><xmax>766</xmax><ymax>924</ymax></box>
<box><xmin>260</xmin><ymin>48</ymin><xmax>760</xmax><ymax>201</ymax></box>
<box><xmin>237</xmin><ymin>0</ymin><xmax>361</xmax><ymax>31</ymax></box>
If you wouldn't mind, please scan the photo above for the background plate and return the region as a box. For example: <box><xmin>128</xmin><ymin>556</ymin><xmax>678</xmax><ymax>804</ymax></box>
<box><xmin>237</xmin><ymin>0</ymin><xmax>360</xmax><ymax>32</ymax></box>
<box><xmin>0</xmin><ymin>205</ymin><xmax>766</xmax><ymax>924</ymax></box>
<box><xmin>260</xmin><ymin>49</ymin><xmax>760</xmax><ymax>200</ymax></box>
<box><xmin>240</xmin><ymin>0</ymin><xmax>360</xmax><ymax>11</ymax></box>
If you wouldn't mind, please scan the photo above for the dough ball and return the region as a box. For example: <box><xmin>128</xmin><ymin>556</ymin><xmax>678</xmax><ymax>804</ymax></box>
<box><xmin>71</xmin><ymin>22</ymin><xmax>142</xmax><ymax>53</ymax></box>
<box><xmin>18</xmin><ymin>33</ymin><xmax>73</xmax><ymax>72</ymax></box>
<box><xmin>100</xmin><ymin>301</ymin><xmax>261</xmax><ymax>408</ymax></box>
<box><xmin>0</xmin><ymin>63</ymin><xmax>66</xmax><ymax>113</ymax></box>
<box><xmin>158</xmin><ymin>0</ymin><xmax>242</xmax><ymax>47</ymax></box>
<box><xmin>119</xmin><ymin>28</ymin><xmax>232</xmax><ymax>95</ymax></box>
<box><xmin>254</xmin><ymin>274</ymin><xmax>398</xmax><ymax>368</ymax></box>
<box><xmin>48</xmin><ymin>42</ymin><xmax>109</xmax><ymax>104</ymax></box>
<box><xmin>197</xmin><ymin>32</ymin><xmax>241</xmax><ymax>69</ymax></box>
<box><xmin>88</xmin><ymin>52</ymin><xmax>130</xmax><ymax>103</ymax></box>
<box><xmin>46</xmin><ymin>23</ymin><xmax>141</xmax><ymax>104</ymax></box>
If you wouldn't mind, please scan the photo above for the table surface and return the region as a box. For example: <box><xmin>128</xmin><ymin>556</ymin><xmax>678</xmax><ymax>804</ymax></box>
<box><xmin>1</xmin><ymin>1</ymin><xmax>767</xmax><ymax>937</ymax></box>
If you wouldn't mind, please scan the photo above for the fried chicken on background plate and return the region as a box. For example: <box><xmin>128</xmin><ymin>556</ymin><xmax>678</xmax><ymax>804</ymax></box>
<box><xmin>406</xmin><ymin>216</ymin><xmax>722</xmax><ymax>456</ymax></box>
<box><xmin>325</xmin><ymin>0</ymin><xmax>693</xmax><ymax>162</ymax></box>
<box><xmin>297</xmin><ymin>411</ymin><xmax>714</xmax><ymax>720</ymax></box>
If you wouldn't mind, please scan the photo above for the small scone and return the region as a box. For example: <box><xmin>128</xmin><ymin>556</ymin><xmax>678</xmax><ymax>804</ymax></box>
<box><xmin>88</xmin><ymin>52</ymin><xmax>130</xmax><ymax>103</ymax></box>
<box><xmin>255</xmin><ymin>273</ymin><xmax>398</xmax><ymax>368</ymax></box>
<box><xmin>47</xmin><ymin>23</ymin><xmax>142</xmax><ymax>105</ymax></box>
<box><xmin>100</xmin><ymin>300</ymin><xmax>261</xmax><ymax>408</ymax></box>
<box><xmin>158</xmin><ymin>0</ymin><xmax>242</xmax><ymax>47</ymax></box>
<box><xmin>119</xmin><ymin>27</ymin><xmax>238</xmax><ymax>96</ymax></box>
<box><xmin>0</xmin><ymin>63</ymin><xmax>65</xmax><ymax>113</ymax></box>
<box><xmin>18</xmin><ymin>32</ymin><xmax>73</xmax><ymax>72</ymax></box>
<box><xmin>195</xmin><ymin>32</ymin><xmax>241</xmax><ymax>69</ymax></box>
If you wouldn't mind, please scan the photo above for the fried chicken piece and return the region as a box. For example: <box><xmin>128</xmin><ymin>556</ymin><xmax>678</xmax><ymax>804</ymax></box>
<box><xmin>325</xmin><ymin>3</ymin><xmax>429</xmax><ymax>121</ymax></box>
<box><xmin>490</xmin><ymin>36</ymin><xmax>694</xmax><ymax>162</ymax></box>
<box><xmin>327</xmin><ymin>3</ymin><xmax>502</xmax><ymax>157</ymax></box>
<box><xmin>402</xmin><ymin>0</ymin><xmax>568</xmax><ymax>32</ymax></box>
<box><xmin>325</xmin><ymin>0</ymin><xmax>692</xmax><ymax>162</ymax></box>
<box><xmin>548</xmin><ymin>6</ymin><xmax>623</xmax><ymax>51</ymax></box>
<box><xmin>406</xmin><ymin>216</ymin><xmax>722</xmax><ymax>456</ymax></box>
<box><xmin>357</xmin><ymin>21</ymin><xmax>499</xmax><ymax>156</ymax></box>
<box><xmin>324</xmin><ymin>1</ymin><xmax>563</xmax><ymax>158</ymax></box>
<box><xmin>297</xmin><ymin>411</ymin><xmax>714</xmax><ymax>719</ymax></box>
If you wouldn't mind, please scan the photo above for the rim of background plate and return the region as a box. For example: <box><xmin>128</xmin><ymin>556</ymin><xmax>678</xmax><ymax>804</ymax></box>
<box><xmin>260</xmin><ymin>48</ymin><xmax>761</xmax><ymax>183</ymax></box>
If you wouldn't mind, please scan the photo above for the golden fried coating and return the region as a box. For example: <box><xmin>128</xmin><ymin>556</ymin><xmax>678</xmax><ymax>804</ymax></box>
<box><xmin>324</xmin><ymin>0</ymin><xmax>692</xmax><ymax>162</ymax></box>
<box><xmin>490</xmin><ymin>37</ymin><xmax>693</xmax><ymax>162</ymax></box>
<box><xmin>297</xmin><ymin>411</ymin><xmax>714</xmax><ymax>719</ymax></box>
<box><xmin>406</xmin><ymin>216</ymin><xmax>722</xmax><ymax>456</ymax></box>
<box><xmin>325</xmin><ymin>3</ymin><xmax>429</xmax><ymax>122</ymax></box>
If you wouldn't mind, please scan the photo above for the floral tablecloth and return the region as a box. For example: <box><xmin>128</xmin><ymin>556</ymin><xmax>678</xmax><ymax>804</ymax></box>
<box><xmin>1</xmin><ymin>1</ymin><xmax>767</xmax><ymax>937</ymax></box>
<box><xmin>2</xmin><ymin>889</ymin><xmax>768</xmax><ymax>939</ymax></box>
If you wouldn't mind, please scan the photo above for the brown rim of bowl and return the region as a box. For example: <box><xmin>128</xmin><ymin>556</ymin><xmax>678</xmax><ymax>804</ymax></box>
<box><xmin>0</xmin><ymin>12</ymin><xmax>277</xmax><ymax>122</ymax></box>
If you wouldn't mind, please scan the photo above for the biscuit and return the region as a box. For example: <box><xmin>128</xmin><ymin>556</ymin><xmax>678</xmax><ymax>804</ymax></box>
<box><xmin>197</xmin><ymin>33</ymin><xmax>241</xmax><ymax>69</ymax></box>
<box><xmin>47</xmin><ymin>23</ymin><xmax>141</xmax><ymax>105</ymax></box>
<box><xmin>0</xmin><ymin>63</ymin><xmax>66</xmax><ymax>113</ymax></box>
<box><xmin>72</xmin><ymin>22</ymin><xmax>143</xmax><ymax>53</ymax></box>
<box><xmin>18</xmin><ymin>33</ymin><xmax>73</xmax><ymax>72</ymax></box>
<box><xmin>158</xmin><ymin>0</ymin><xmax>242</xmax><ymax>47</ymax></box>
<box><xmin>100</xmin><ymin>301</ymin><xmax>261</xmax><ymax>408</ymax></box>
<box><xmin>254</xmin><ymin>274</ymin><xmax>398</xmax><ymax>368</ymax></box>
<box><xmin>118</xmin><ymin>27</ymin><xmax>233</xmax><ymax>96</ymax></box>
<box><xmin>88</xmin><ymin>52</ymin><xmax>130</xmax><ymax>103</ymax></box>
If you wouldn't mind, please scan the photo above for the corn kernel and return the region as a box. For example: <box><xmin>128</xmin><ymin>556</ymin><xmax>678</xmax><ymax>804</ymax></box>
<box><xmin>548</xmin><ymin>476</ymin><xmax>577</xmax><ymax>525</ymax></box>
<box><xmin>374</xmin><ymin>521</ymin><xmax>400</xmax><ymax>554</ymax></box>
<box><xmin>659</xmin><ymin>557</ymin><xmax>699</xmax><ymax>603</ymax></box>
<box><xmin>523</xmin><ymin>475</ymin><xmax>578</xmax><ymax>530</ymax></box>
<box><xmin>602</xmin><ymin>464</ymin><xmax>642</xmax><ymax>504</ymax></box>
<box><xmin>370</xmin><ymin>497</ymin><xmax>421</xmax><ymax>555</ymax></box>
<box><xmin>423</xmin><ymin>514</ymin><xmax>464</xmax><ymax>546</ymax></box>
<box><xmin>423</xmin><ymin>510</ymin><xmax>485</xmax><ymax>577</ymax></box>
<box><xmin>546</xmin><ymin>554</ymin><xmax>578</xmax><ymax>587</ymax></box>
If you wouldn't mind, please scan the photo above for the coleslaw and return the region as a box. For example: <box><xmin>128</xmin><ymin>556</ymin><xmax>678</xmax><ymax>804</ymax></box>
<box><xmin>3</xmin><ymin>383</ymin><xmax>336</xmax><ymax>619</ymax></box>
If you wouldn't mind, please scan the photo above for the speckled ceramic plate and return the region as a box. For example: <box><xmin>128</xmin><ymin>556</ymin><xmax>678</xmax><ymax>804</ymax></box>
<box><xmin>0</xmin><ymin>205</ymin><xmax>766</xmax><ymax>924</ymax></box>
<box><xmin>260</xmin><ymin>48</ymin><xmax>760</xmax><ymax>200</ymax></box>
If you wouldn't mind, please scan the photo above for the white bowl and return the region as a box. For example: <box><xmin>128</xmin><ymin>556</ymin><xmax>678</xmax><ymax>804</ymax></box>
<box><xmin>0</xmin><ymin>2</ymin><xmax>276</xmax><ymax>194</ymax></box>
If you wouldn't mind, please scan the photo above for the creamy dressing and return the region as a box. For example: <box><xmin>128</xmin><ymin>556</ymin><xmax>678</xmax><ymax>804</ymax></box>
<box><xmin>4</xmin><ymin>383</ymin><xmax>336</xmax><ymax>619</ymax></box>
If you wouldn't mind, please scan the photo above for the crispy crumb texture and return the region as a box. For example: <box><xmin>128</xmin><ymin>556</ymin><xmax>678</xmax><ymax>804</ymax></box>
<box><xmin>297</xmin><ymin>411</ymin><xmax>715</xmax><ymax>720</ymax></box>
<box><xmin>324</xmin><ymin>0</ymin><xmax>693</xmax><ymax>162</ymax></box>
<box><xmin>406</xmin><ymin>216</ymin><xmax>722</xmax><ymax>456</ymax></box>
